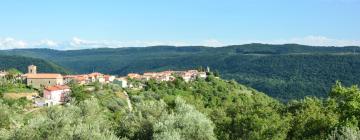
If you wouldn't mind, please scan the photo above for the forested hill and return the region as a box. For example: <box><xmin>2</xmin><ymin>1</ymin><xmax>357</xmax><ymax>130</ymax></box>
<box><xmin>2</xmin><ymin>43</ymin><xmax>360</xmax><ymax>101</ymax></box>
<box><xmin>0</xmin><ymin>54</ymin><xmax>70</xmax><ymax>74</ymax></box>
<box><xmin>4</xmin><ymin>74</ymin><xmax>360</xmax><ymax>139</ymax></box>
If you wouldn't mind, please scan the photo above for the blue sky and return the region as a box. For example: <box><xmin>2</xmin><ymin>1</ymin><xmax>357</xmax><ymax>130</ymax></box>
<box><xmin>0</xmin><ymin>0</ymin><xmax>359</xmax><ymax>49</ymax></box>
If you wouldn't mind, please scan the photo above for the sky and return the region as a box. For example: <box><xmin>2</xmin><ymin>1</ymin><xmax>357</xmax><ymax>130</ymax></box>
<box><xmin>0</xmin><ymin>0</ymin><xmax>359</xmax><ymax>50</ymax></box>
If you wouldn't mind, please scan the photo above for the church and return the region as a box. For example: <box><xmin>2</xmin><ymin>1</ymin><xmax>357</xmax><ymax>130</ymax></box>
<box><xmin>25</xmin><ymin>65</ymin><xmax>64</xmax><ymax>89</ymax></box>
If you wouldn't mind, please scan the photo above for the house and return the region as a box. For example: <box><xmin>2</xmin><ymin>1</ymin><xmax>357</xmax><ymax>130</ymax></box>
<box><xmin>198</xmin><ymin>72</ymin><xmax>207</xmax><ymax>79</ymax></box>
<box><xmin>64</xmin><ymin>75</ymin><xmax>88</xmax><ymax>85</ymax></box>
<box><xmin>104</xmin><ymin>75</ymin><xmax>115</xmax><ymax>83</ymax></box>
<box><xmin>143</xmin><ymin>72</ymin><xmax>158</xmax><ymax>77</ymax></box>
<box><xmin>143</xmin><ymin>72</ymin><xmax>158</xmax><ymax>80</ymax></box>
<box><xmin>88</xmin><ymin>72</ymin><xmax>105</xmax><ymax>83</ymax></box>
<box><xmin>63</xmin><ymin>75</ymin><xmax>77</xmax><ymax>84</ymax></box>
<box><xmin>141</xmin><ymin>71</ymin><xmax>174</xmax><ymax>81</ymax></box>
<box><xmin>43</xmin><ymin>85</ymin><xmax>71</xmax><ymax>106</ymax></box>
<box><xmin>64</xmin><ymin>73</ymin><xmax>115</xmax><ymax>85</ymax></box>
<box><xmin>0</xmin><ymin>70</ymin><xmax>7</xmax><ymax>78</ymax></box>
<box><xmin>175</xmin><ymin>70</ymin><xmax>207</xmax><ymax>82</ymax></box>
<box><xmin>159</xmin><ymin>71</ymin><xmax>175</xmax><ymax>81</ymax></box>
<box><xmin>125</xmin><ymin>70</ymin><xmax>205</xmax><ymax>83</ymax></box>
<box><xmin>113</xmin><ymin>77</ymin><xmax>128</xmax><ymax>88</ymax></box>
<box><xmin>74</xmin><ymin>75</ymin><xmax>88</xmax><ymax>84</ymax></box>
<box><xmin>128</xmin><ymin>73</ymin><xmax>141</xmax><ymax>79</ymax></box>
<box><xmin>181</xmin><ymin>72</ymin><xmax>193</xmax><ymax>82</ymax></box>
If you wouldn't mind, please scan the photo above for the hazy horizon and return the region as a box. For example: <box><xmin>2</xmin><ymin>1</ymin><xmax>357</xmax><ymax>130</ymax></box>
<box><xmin>1</xmin><ymin>42</ymin><xmax>360</xmax><ymax>51</ymax></box>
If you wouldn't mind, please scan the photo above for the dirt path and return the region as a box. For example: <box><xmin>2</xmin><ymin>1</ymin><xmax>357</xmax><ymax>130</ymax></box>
<box><xmin>24</xmin><ymin>107</ymin><xmax>41</xmax><ymax>114</ymax></box>
<box><xmin>124</xmin><ymin>91</ymin><xmax>132</xmax><ymax>111</ymax></box>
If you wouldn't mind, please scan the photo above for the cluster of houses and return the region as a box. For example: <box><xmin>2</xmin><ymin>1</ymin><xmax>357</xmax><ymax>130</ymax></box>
<box><xmin>25</xmin><ymin>65</ymin><xmax>116</xmax><ymax>89</ymax></box>
<box><xmin>1</xmin><ymin>65</ymin><xmax>209</xmax><ymax>106</ymax></box>
<box><xmin>21</xmin><ymin>65</ymin><xmax>117</xmax><ymax>106</ymax></box>
<box><xmin>63</xmin><ymin>72</ymin><xmax>115</xmax><ymax>85</ymax></box>
<box><xmin>126</xmin><ymin>70</ymin><xmax>207</xmax><ymax>82</ymax></box>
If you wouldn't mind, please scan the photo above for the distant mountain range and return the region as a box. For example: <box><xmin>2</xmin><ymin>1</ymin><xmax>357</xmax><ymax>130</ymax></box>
<box><xmin>2</xmin><ymin>43</ymin><xmax>360</xmax><ymax>101</ymax></box>
<box><xmin>0</xmin><ymin>54</ymin><xmax>70</xmax><ymax>74</ymax></box>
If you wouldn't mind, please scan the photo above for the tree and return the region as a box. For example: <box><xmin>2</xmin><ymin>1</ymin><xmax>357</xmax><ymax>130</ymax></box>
<box><xmin>286</xmin><ymin>97</ymin><xmax>339</xmax><ymax>139</ymax></box>
<box><xmin>69</xmin><ymin>83</ymin><xmax>90</xmax><ymax>102</ymax></box>
<box><xmin>117</xmin><ymin>99</ymin><xmax>168</xmax><ymax>140</ymax></box>
<box><xmin>154</xmin><ymin>98</ymin><xmax>216</xmax><ymax>140</ymax></box>
<box><xmin>5</xmin><ymin>68</ymin><xmax>22</xmax><ymax>80</ymax></box>
<box><xmin>330</xmin><ymin>81</ymin><xmax>360</xmax><ymax>127</ymax></box>
<box><xmin>328</xmin><ymin>126</ymin><xmax>360</xmax><ymax>140</ymax></box>
<box><xmin>213</xmin><ymin>70</ymin><xmax>220</xmax><ymax>77</ymax></box>
<box><xmin>1</xmin><ymin>99</ymin><xmax>119</xmax><ymax>140</ymax></box>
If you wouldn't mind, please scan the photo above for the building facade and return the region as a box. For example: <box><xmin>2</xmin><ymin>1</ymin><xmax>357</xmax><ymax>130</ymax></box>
<box><xmin>25</xmin><ymin>65</ymin><xmax>64</xmax><ymax>89</ymax></box>
<box><xmin>0</xmin><ymin>70</ymin><xmax>7</xmax><ymax>78</ymax></box>
<box><xmin>114</xmin><ymin>77</ymin><xmax>128</xmax><ymax>88</ymax></box>
<box><xmin>43</xmin><ymin>85</ymin><xmax>71</xmax><ymax>106</ymax></box>
<box><xmin>26</xmin><ymin>74</ymin><xmax>64</xmax><ymax>89</ymax></box>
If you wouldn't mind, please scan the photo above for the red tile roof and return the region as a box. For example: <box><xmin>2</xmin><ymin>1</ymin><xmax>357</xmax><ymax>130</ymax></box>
<box><xmin>88</xmin><ymin>72</ymin><xmax>103</xmax><ymax>77</ymax></box>
<box><xmin>64</xmin><ymin>75</ymin><xmax>87</xmax><ymax>81</ymax></box>
<box><xmin>26</xmin><ymin>73</ymin><xmax>62</xmax><ymax>79</ymax></box>
<box><xmin>44</xmin><ymin>85</ymin><xmax>70</xmax><ymax>91</ymax></box>
<box><xmin>75</xmin><ymin>76</ymin><xmax>86</xmax><ymax>81</ymax></box>
<box><xmin>128</xmin><ymin>73</ymin><xmax>140</xmax><ymax>78</ymax></box>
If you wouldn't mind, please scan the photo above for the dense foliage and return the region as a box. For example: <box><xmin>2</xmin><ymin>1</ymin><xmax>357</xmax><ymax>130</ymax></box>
<box><xmin>2</xmin><ymin>44</ymin><xmax>360</xmax><ymax>100</ymax></box>
<box><xmin>2</xmin><ymin>73</ymin><xmax>360</xmax><ymax>139</ymax></box>
<box><xmin>0</xmin><ymin>78</ymin><xmax>35</xmax><ymax>95</ymax></box>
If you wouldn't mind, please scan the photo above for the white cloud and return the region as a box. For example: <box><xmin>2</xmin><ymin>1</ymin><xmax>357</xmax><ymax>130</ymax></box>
<box><xmin>1</xmin><ymin>36</ymin><xmax>360</xmax><ymax>50</ymax></box>
<box><xmin>69</xmin><ymin>37</ymin><xmax>97</xmax><ymax>49</ymax></box>
<box><xmin>202</xmin><ymin>39</ymin><xmax>224</xmax><ymax>47</ymax></box>
<box><xmin>67</xmin><ymin>37</ymin><xmax>190</xmax><ymax>49</ymax></box>
<box><xmin>36</xmin><ymin>39</ymin><xmax>58</xmax><ymax>47</ymax></box>
<box><xmin>0</xmin><ymin>38</ymin><xmax>61</xmax><ymax>50</ymax></box>
<box><xmin>0</xmin><ymin>37</ymin><xmax>28</xmax><ymax>49</ymax></box>
<box><xmin>68</xmin><ymin>37</ymin><xmax>136</xmax><ymax>49</ymax></box>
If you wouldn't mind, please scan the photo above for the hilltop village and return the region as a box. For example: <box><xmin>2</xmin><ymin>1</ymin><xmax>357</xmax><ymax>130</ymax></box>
<box><xmin>0</xmin><ymin>65</ymin><xmax>208</xmax><ymax>106</ymax></box>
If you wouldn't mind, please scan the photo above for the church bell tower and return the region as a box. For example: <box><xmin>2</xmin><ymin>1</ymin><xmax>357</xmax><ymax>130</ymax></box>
<box><xmin>28</xmin><ymin>65</ymin><xmax>37</xmax><ymax>74</ymax></box>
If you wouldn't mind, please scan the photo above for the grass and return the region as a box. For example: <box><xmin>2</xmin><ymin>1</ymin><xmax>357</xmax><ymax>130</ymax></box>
<box><xmin>3</xmin><ymin>92</ymin><xmax>38</xmax><ymax>100</ymax></box>
<box><xmin>3</xmin><ymin>87</ymin><xmax>36</xmax><ymax>93</ymax></box>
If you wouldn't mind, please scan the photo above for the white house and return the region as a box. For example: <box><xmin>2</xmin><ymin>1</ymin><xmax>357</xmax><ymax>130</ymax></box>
<box><xmin>198</xmin><ymin>72</ymin><xmax>207</xmax><ymax>79</ymax></box>
<box><xmin>43</xmin><ymin>85</ymin><xmax>71</xmax><ymax>106</ymax></box>
<box><xmin>114</xmin><ymin>77</ymin><xmax>128</xmax><ymax>88</ymax></box>
<box><xmin>0</xmin><ymin>70</ymin><xmax>7</xmax><ymax>78</ymax></box>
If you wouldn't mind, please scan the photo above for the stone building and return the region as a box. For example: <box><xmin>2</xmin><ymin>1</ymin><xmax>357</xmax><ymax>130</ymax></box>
<box><xmin>25</xmin><ymin>65</ymin><xmax>64</xmax><ymax>89</ymax></box>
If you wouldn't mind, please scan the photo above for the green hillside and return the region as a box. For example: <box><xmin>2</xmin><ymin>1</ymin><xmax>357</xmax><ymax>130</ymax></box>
<box><xmin>2</xmin><ymin>74</ymin><xmax>360</xmax><ymax>139</ymax></box>
<box><xmin>0</xmin><ymin>54</ymin><xmax>70</xmax><ymax>74</ymax></box>
<box><xmin>2</xmin><ymin>44</ymin><xmax>360</xmax><ymax>101</ymax></box>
